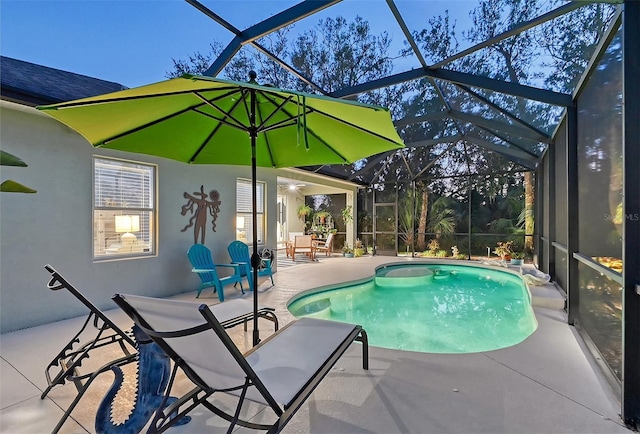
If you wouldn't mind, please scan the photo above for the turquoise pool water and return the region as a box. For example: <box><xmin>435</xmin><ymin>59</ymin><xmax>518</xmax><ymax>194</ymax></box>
<box><xmin>288</xmin><ymin>263</ymin><xmax>538</xmax><ymax>354</ymax></box>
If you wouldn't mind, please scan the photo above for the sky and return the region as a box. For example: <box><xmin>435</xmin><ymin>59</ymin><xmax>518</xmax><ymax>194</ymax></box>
<box><xmin>1</xmin><ymin>0</ymin><xmax>473</xmax><ymax>89</ymax></box>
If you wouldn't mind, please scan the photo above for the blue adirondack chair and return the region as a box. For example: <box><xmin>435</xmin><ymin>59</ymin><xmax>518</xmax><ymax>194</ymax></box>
<box><xmin>227</xmin><ymin>241</ymin><xmax>275</xmax><ymax>291</ymax></box>
<box><xmin>187</xmin><ymin>244</ymin><xmax>245</xmax><ymax>301</ymax></box>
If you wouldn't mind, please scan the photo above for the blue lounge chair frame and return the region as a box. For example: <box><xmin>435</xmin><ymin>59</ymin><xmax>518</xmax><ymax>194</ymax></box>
<box><xmin>188</xmin><ymin>244</ymin><xmax>245</xmax><ymax>301</ymax></box>
<box><xmin>228</xmin><ymin>240</ymin><xmax>275</xmax><ymax>291</ymax></box>
<box><xmin>112</xmin><ymin>293</ymin><xmax>368</xmax><ymax>434</ymax></box>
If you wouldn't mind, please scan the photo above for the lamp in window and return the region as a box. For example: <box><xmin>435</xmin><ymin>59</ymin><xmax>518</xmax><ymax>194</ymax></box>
<box><xmin>236</xmin><ymin>216</ymin><xmax>246</xmax><ymax>242</ymax></box>
<box><xmin>115</xmin><ymin>215</ymin><xmax>140</xmax><ymax>245</ymax></box>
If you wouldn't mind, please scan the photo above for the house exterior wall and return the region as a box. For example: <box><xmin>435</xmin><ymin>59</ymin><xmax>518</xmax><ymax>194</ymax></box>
<box><xmin>284</xmin><ymin>189</ymin><xmax>307</xmax><ymax>234</ymax></box>
<box><xmin>0</xmin><ymin>100</ymin><xmax>278</xmax><ymax>332</ymax></box>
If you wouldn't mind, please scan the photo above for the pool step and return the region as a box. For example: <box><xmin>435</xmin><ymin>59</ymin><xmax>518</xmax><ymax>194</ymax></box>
<box><xmin>375</xmin><ymin>266</ymin><xmax>434</xmax><ymax>287</ymax></box>
<box><xmin>530</xmin><ymin>283</ymin><xmax>565</xmax><ymax>310</ymax></box>
<box><xmin>290</xmin><ymin>298</ymin><xmax>332</xmax><ymax>318</ymax></box>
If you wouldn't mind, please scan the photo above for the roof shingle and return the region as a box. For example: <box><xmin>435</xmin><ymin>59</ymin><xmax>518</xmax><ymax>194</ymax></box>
<box><xmin>1</xmin><ymin>56</ymin><xmax>127</xmax><ymax>106</ymax></box>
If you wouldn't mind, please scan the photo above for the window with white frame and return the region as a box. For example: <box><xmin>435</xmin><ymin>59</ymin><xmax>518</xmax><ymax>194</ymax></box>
<box><xmin>93</xmin><ymin>157</ymin><xmax>156</xmax><ymax>259</ymax></box>
<box><xmin>236</xmin><ymin>178</ymin><xmax>265</xmax><ymax>245</ymax></box>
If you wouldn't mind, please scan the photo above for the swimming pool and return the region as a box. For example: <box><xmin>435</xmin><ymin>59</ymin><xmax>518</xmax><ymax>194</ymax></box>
<box><xmin>287</xmin><ymin>263</ymin><xmax>538</xmax><ymax>354</ymax></box>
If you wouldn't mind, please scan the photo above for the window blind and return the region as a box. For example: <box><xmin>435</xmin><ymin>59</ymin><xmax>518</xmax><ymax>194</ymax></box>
<box><xmin>236</xmin><ymin>179</ymin><xmax>265</xmax><ymax>244</ymax></box>
<box><xmin>93</xmin><ymin>157</ymin><xmax>156</xmax><ymax>259</ymax></box>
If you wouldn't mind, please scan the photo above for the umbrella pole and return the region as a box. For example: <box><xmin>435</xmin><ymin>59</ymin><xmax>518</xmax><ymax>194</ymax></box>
<box><xmin>250</xmin><ymin>88</ymin><xmax>260</xmax><ymax>346</ymax></box>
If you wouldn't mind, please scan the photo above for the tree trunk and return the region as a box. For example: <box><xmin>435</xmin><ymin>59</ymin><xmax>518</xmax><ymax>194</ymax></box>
<box><xmin>417</xmin><ymin>189</ymin><xmax>428</xmax><ymax>250</ymax></box>
<box><xmin>524</xmin><ymin>171</ymin><xmax>534</xmax><ymax>252</ymax></box>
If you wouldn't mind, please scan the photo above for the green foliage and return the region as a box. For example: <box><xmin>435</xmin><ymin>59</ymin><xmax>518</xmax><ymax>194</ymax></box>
<box><xmin>314</xmin><ymin>210</ymin><xmax>330</xmax><ymax>220</ymax></box>
<box><xmin>297</xmin><ymin>204</ymin><xmax>312</xmax><ymax>220</ymax></box>
<box><xmin>493</xmin><ymin>241</ymin><xmax>514</xmax><ymax>257</ymax></box>
<box><xmin>398</xmin><ymin>190</ymin><xmax>415</xmax><ymax>247</ymax></box>
<box><xmin>488</xmin><ymin>218</ymin><xmax>516</xmax><ymax>234</ymax></box>
<box><xmin>340</xmin><ymin>205</ymin><xmax>353</xmax><ymax>224</ymax></box>
<box><xmin>291</xmin><ymin>16</ymin><xmax>394</xmax><ymax>94</ymax></box>
<box><xmin>167</xmin><ymin>16</ymin><xmax>398</xmax><ymax>101</ymax></box>
<box><xmin>427</xmin><ymin>239</ymin><xmax>440</xmax><ymax>253</ymax></box>
<box><xmin>428</xmin><ymin>204</ymin><xmax>456</xmax><ymax>235</ymax></box>
<box><xmin>166</xmin><ymin>42</ymin><xmax>223</xmax><ymax>78</ymax></box>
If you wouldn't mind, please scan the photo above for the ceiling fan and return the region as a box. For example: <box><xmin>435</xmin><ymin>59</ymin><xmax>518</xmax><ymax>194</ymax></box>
<box><xmin>279</xmin><ymin>181</ymin><xmax>306</xmax><ymax>191</ymax></box>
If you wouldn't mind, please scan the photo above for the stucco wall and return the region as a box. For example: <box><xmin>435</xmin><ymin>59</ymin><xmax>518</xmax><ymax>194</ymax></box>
<box><xmin>0</xmin><ymin>101</ymin><xmax>278</xmax><ymax>332</ymax></box>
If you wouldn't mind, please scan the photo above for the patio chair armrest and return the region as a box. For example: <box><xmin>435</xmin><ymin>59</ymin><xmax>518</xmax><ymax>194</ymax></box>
<box><xmin>215</xmin><ymin>264</ymin><xmax>242</xmax><ymax>270</ymax></box>
<box><xmin>193</xmin><ymin>263</ymin><xmax>241</xmax><ymax>273</ymax></box>
<box><xmin>230</xmin><ymin>261</ymin><xmax>252</xmax><ymax>271</ymax></box>
<box><xmin>191</xmin><ymin>268</ymin><xmax>215</xmax><ymax>274</ymax></box>
<box><xmin>217</xmin><ymin>263</ymin><xmax>243</xmax><ymax>276</ymax></box>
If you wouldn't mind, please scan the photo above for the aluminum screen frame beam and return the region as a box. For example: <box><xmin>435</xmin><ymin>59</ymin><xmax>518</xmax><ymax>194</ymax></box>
<box><xmin>188</xmin><ymin>0</ymin><xmax>339</xmax><ymax>90</ymax></box>
<box><xmin>449</xmin><ymin>109</ymin><xmax>552</xmax><ymax>144</ymax></box>
<box><xmin>385</xmin><ymin>0</ymin><xmax>427</xmax><ymax>68</ymax></box>
<box><xmin>404</xmin><ymin>135</ymin><xmax>464</xmax><ymax>149</ymax></box>
<box><xmin>394</xmin><ymin>111</ymin><xmax>448</xmax><ymax>127</ymax></box>
<box><xmin>622</xmin><ymin>1</ymin><xmax>640</xmax><ymax>427</ymax></box>
<box><xmin>330</xmin><ymin>67</ymin><xmax>572</xmax><ymax>107</ymax></box>
<box><xmin>464</xmin><ymin>135</ymin><xmax>539</xmax><ymax>166</ymax></box>
<box><xmin>454</xmin><ymin>83</ymin><xmax>553</xmax><ymax>140</ymax></box>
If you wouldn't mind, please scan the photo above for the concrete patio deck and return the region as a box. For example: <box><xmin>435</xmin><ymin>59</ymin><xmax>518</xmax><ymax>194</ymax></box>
<box><xmin>0</xmin><ymin>255</ymin><xmax>631</xmax><ymax>433</ymax></box>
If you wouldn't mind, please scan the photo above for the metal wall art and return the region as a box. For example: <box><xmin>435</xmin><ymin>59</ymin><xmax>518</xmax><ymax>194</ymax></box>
<box><xmin>181</xmin><ymin>185</ymin><xmax>221</xmax><ymax>244</ymax></box>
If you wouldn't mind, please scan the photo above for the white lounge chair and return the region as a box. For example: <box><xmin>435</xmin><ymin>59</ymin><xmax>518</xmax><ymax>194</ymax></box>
<box><xmin>42</xmin><ymin>265</ymin><xmax>278</xmax><ymax>434</ymax></box>
<box><xmin>112</xmin><ymin>293</ymin><xmax>368</xmax><ymax>434</ymax></box>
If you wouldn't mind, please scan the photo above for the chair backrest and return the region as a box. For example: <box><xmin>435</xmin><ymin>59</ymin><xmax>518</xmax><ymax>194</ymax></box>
<box><xmin>288</xmin><ymin>231</ymin><xmax>304</xmax><ymax>242</ymax></box>
<box><xmin>112</xmin><ymin>293</ymin><xmax>272</xmax><ymax>399</ymax></box>
<box><xmin>295</xmin><ymin>235</ymin><xmax>312</xmax><ymax>248</ymax></box>
<box><xmin>325</xmin><ymin>232</ymin><xmax>334</xmax><ymax>246</ymax></box>
<box><xmin>187</xmin><ymin>244</ymin><xmax>219</xmax><ymax>283</ymax></box>
<box><xmin>44</xmin><ymin>264</ymin><xmax>136</xmax><ymax>346</ymax></box>
<box><xmin>227</xmin><ymin>240</ymin><xmax>250</xmax><ymax>264</ymax></box>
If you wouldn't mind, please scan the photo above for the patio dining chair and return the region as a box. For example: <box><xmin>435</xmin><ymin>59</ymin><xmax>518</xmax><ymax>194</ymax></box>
<box><xmin>291</xmin><ymin>235</ymin><xmax>315</xmax><ymax>261</ymax></box>
<box><xmin>112</xmin><ymin>293</ymin><xmax>368</xmax><ymax>434</ymax></box>
<box><xmin>313</xmin><ymin>232</ymin><xmax>335</xmax><ymax>257</ymax></box>
<box><xmin>285</xmin><ymin>231</ymin><xmax>304</xmax><ymax>258</ymax></box>
<box><xmin>188</xmin><ymin>244</ymin><xmax>246</xmax><ymax>301</ymax></box>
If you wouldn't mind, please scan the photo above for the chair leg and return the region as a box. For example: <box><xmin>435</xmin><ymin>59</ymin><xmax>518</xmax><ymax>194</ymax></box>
<box><xmin>216</xmin><ymin>283</ymin><xmax>224</xmax><ymax>302</ymax></box>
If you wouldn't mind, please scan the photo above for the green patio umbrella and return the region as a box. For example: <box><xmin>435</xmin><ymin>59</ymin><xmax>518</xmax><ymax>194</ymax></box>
<box><xmin>38</xmin><ymin>72</ymin><xmax>404</xmax><ymax>345</ymax></box>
